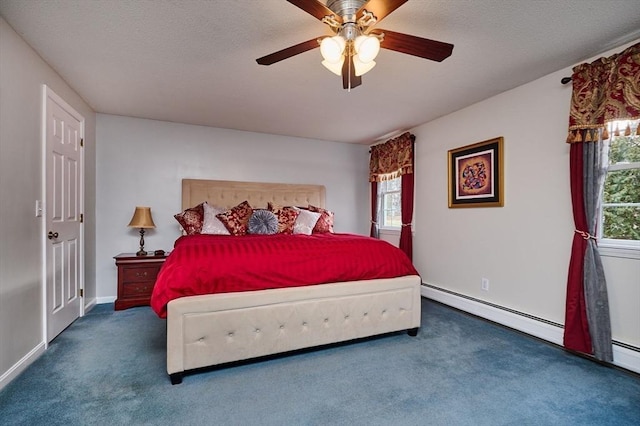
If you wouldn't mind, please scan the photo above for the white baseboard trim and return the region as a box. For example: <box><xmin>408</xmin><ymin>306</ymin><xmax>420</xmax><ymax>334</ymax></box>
<box><xmin>84</xmin><ymin>297</ymin><xmax>97</xmax><ymax>313</ymax></box>
<box><xmin>0</xmin><ymin>342</ymin><xmax>45</xmax><ymax>391</ymax></box>
<box><xmin>96</xmin><ymin>296</ymin><xmax>116</xmax><ymax>304</ymax></box>
<box><xmin>422</xmin><ymin>284</ymin><xmax>640</xmax><ymax>375</ymax></box>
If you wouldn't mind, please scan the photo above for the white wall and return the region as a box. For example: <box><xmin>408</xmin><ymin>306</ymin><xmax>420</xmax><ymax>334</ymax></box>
<box><xmin>0</xmin><ymin>17</ymin><xmax>96</xmax><ymax>389</ymax></box>
<box><xmin>412</xmin><ymin>40</ymin><xmax>640</xmax><ymax>354</ymax></box>
<box><xmin>95</xmin><ymin>114</ymin><xmax>370</xmax><ymax>301</ymax></box>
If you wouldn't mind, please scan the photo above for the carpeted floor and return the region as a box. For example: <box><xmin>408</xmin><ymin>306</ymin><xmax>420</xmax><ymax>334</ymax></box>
<box><xmin>1</xmin><ymin>298</ymin><xmax>638</xmax><ymax>425</ymax></box>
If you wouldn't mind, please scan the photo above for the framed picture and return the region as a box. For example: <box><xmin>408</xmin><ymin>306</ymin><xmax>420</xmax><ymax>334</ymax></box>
<box><xmin>448</xmin><ymin>137</ymin><xmax>504</xmax><ymax>208</ymax></box>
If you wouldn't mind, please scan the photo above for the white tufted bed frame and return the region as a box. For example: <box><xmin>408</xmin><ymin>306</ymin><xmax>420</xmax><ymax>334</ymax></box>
<box><xmin>166</xmin><ymin>179</ymin><xmax>422</xmax><ymax>384</ymax></box>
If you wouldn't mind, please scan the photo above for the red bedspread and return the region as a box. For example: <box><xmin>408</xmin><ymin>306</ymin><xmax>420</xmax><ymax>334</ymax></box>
<box><xmin>150</xmin><ymin>233</ymin><xmax>418</xmax><ymax>318</ymax></box>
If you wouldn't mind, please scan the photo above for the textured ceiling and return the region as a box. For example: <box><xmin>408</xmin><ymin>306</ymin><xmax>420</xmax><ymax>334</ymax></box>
<box><xmin>1</xmin><ymin>0</ymin><xmax>639</xmax><ymax>144</ymax></box>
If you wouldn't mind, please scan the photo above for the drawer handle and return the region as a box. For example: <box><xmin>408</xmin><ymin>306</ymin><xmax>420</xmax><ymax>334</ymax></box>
<box><xmin>135</xmin><ymin>271</ymin><xmax>148</xmax><ymax>278</ymax></box>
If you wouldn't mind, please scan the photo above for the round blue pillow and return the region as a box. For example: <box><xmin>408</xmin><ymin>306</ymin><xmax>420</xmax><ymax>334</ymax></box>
<box><xmin>248</xmin><ymin>209</ymin><xmax>278</xmax><ymax>235</ymax></box>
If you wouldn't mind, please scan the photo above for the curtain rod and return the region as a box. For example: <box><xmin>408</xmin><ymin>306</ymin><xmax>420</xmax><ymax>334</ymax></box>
<box><xmin>561</xmin><ymin>77</ymin><xmax>572</xmax><ymax>84</ymax></box>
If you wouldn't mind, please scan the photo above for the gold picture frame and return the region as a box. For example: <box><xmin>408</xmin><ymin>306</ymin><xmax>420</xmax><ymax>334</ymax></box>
<box><xmin>448</xmin><ymin>137</ymin><xmax>504</xmax><ymax>208</ymax></box>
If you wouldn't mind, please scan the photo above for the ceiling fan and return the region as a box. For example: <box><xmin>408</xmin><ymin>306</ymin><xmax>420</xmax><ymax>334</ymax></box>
<box><xmin>256</xmin><ymin>0</ymin><xmax>454</xmax><ymax>90</ymax></box>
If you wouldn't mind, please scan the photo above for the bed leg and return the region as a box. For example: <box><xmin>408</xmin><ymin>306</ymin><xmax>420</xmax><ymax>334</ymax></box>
<box><xmin>170</xmin><ymin>373</ymin><xmax>183</xmax><ymax>385</ymax></box>
<box><xmin>407</xmin><ymin>327</ymin><xmax>419</xmax><ymax>337</ymax></box>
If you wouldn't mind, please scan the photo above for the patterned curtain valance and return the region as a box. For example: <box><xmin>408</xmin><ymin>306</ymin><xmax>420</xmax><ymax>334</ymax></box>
<box><xmin>567</xmin><ymin>42</ymin><xmax>640</xmax><ymax>143</ymax></box>
<box><xmin>369</xmin><ymin>132</ymin><xmax>415</xmax><ymax>182</ymax></box>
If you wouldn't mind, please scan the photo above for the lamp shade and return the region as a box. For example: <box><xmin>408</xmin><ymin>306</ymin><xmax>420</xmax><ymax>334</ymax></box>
<box><xmin>353</xmin><ymin>56</ymin><xmax>376</xmax><ymax>76</ymax></box>
<box><xmin>127</xmin><ymin>206</ymin><xmax>156</xmax><ymax>228</ymax></box>
<box><xmin>322</xmin><ymin>58</ymin><xmax>345</xmax><ymax>76</ymax></box>
<box><xmin>354</xmin><ymin>35</ymin><xmax>380</xmax><ymax>63</ymax></box>
<box><xmin>320</xmin><ymin>36</ymin><xmax>346</xmax><ymax>62</ymax></box>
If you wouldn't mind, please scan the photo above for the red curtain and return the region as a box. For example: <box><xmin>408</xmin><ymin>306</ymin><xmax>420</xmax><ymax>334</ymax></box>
<box><xmin>399</xmin><ymin>139</ymin><xmax>415</xmax><ymax>260</ymax></box>
<box><xmin>370</xmin><ymin>181</ymin><xmax>378</xmax><ymax>238</ymax></box>
<box><xmin>563</xmin><ymin>143</ymin><xmax>593</xmax><ymax>353</ymax></box>
<box><xmin>563</xmin><ymin>42</ymin><xmax>638</xmax><ymax>358</ymax></box>
<box><xmin>567</xmin><ymin>42</ymin><xmax>640</xmax><ymax>141</ymax></box>
<box><xmin>369</xmin><ymin>133</ymin><xmax>414</xmax><ymax>181</ymax></box>
<box><xmin>369</xmin><ymin>132</ymin><xmax>414</xmax><ymax>259</ymax></box>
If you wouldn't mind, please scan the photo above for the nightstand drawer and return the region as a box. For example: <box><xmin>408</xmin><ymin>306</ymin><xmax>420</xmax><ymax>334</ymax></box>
<box><xmin>114</xmin><ymin>253</ymin><xmax>167</xmax><ymax>311</ymax></box>
<box><xmin>122</xmin><ymin>266</ymin><xmax>161</xmax><ymax>282</ymax></box>
<box><xmin>121</xmin><ymin>281</ymin><xmax>155</xmax><ymax>297</ymax></box>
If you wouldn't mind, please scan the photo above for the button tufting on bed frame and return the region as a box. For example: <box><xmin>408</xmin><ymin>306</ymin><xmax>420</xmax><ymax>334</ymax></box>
<box><xmin>167</xmin><ymin>273</ymin><xmax>420</xmax><ymax>381</ymax></box>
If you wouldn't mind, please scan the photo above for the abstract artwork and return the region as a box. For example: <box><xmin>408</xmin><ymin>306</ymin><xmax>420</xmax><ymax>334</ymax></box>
<box><xmin>448</xmin><ymin>137</ymin><xmax>504</xmax><ymax>208</ymax></box>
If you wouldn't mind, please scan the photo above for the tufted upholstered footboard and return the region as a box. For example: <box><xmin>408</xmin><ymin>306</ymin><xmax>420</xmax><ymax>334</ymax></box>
<box><xmin>166</xmin><ymin>275</ymin><xmax>421</xmax><ymax>384</ymax></box>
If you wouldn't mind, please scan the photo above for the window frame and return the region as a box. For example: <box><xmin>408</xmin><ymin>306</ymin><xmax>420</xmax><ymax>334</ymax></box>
<box><xmin>597</xmin><ymin>122</ymin><xmax>640</xmax><ymax>259</ymax></box>
<box><xmin>377</xmin><ymin>177</ymin><xmax>402</xmax><ymax>231</ymax></box>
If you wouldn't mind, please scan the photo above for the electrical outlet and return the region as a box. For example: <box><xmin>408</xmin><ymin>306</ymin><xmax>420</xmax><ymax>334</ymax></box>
<box><xmin>481</xmin><ymin>278</ymin><xmax>490</xmax><ymax>291</ymax></box>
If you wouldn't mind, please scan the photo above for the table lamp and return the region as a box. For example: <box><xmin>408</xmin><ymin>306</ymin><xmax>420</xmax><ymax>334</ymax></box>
<box><xmin>127</xmin><ymin>206</ymin><xmax>156</xmax><ymax>256</ymax></box>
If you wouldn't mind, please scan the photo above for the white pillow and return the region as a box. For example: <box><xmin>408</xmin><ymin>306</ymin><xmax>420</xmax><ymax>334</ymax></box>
<box><xmin>293</xmin><ymin>208</ymin><xmax>322</xmax><ymax>235</ymax></box>
<box><xmin>201</xmin><ymin>202</ymin><xmax>231</xmax><ymax>235</ymax></box>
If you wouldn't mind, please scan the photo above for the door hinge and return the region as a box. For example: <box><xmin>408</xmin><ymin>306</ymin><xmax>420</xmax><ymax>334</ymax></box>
<box><xmin>80</xmin><ymin>213</ymin><xmax>83</xmax><ymax>223</ymax></box>
<box><xmin>80</xmin><ymin>138</ymin><xmax>84</xmax><ymax>147</ymax></box>
<box><xmin>80</xmin><ymin>289</ymin><xmax>84</xmax><ymax>297</ymax></box>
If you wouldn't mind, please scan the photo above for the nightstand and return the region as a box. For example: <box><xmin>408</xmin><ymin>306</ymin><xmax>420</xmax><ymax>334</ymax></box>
<box><xmin>114</xmin><ymin>252</ymin><xmax>167</xmax><ymax>310</ymax></box>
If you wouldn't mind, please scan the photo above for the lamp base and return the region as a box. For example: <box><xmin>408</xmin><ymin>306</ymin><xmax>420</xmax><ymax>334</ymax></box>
<box><xmin>136</xmin><ymin>228</ymin><xmax>147</xmax><ymax>256</ymax></box>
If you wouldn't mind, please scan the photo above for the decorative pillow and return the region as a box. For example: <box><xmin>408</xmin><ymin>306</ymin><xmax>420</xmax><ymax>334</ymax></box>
<box><xmin>201</xmin><ymin>202</ymin><xmax>230</xmax><ymax>235</ymax></box>
<box><xmin>174</xmin><ymin>202</ymin><xmax>205</xmax><ymax>235</ymax></box>
<box><xmin>248</xmin><ymin>209</ymin><xmax>279</xmax><ymax>235</ymax></box>
<box><xmin>216</xmin><ymin>201</ymin><xmax>253</xmax><ymax>236</ymax></box>
<box><xmin>293</xmin><ymin>208</ymin><xmax>322</xmax><ymax>235</ymax></box>
<box><xmin>307</xmin><ymin>204</ymin><xmax>334</xmax><ymax>233</ymax></box>
<box><xmin>267</xmin><ymin>202</ymin><xmax>300</xmax><ymax>234</ymax></box>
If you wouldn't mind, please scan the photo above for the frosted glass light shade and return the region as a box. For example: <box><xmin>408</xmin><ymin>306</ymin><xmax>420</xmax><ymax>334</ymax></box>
<box><xmin>354</xmin><ymin>35</ymin><xmax>380</xmax><ymax>63</ymax></box>
<box><xmin>353</xmin><ymin>55</ymin><xmax>376</xmax><ymax>76</ymax></box>
<box><xmin>322</xmin><ymin>58</ymin><xmax>345</xmax><ymax>76</ymax></box>
<box><xmin>320</xmin><ymin>36</ymin><xmax>346</xmax><ymax>62</ymax></box>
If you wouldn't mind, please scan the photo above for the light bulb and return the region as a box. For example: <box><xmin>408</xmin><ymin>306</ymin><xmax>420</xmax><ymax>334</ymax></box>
<box><xmin>320</xmin><ymin>36</ymin><xmax>346</xmax><ymax>62</ymax></box>
<box><xmin>354</xmin><ymin>35</ymin><xmax>380</xmax><ymax>63</ymax></box>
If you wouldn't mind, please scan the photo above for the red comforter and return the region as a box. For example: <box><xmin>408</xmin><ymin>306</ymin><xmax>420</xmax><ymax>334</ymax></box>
<box><xmin>150</xmin><ymin>233</ymin><xmax>418</xmax><ymax>318</ymax></box>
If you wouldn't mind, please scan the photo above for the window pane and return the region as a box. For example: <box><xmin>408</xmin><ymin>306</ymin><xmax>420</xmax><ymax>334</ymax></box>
<box><xmin>602</xmin><ymin>206</ymin><xmax>640</xmax><ymax>240</ymax></box>
<box><xmin>604</xmin><ymin>169</ymin><xmax>640</xmax><ymax>204</ymax></box>
<box><xmin>382</xmin><ymin>192</ymin><xmax>401</xmax><ymax>227</ymax></box>
<box><xmin>384</xmin><ymin>210</ymin><xmax>402</xmax><ymax>227</ymax></box>
<box><xmin>377</xmin><ymin>177</ymin><xmax>402</xmax><ymax>228</ymax></box>
<box><xmin>601</xmin><ymin>121</ymin><xmax>639</xmax><ymax>242</ymax></box>
<box><xmin>384</xmin><ymin>192</ymin><xmax>400</xmax><ymax>210</ymax></box>
<box><xmin>608</xmin><ymin>134</ymin><xmax>640</xmax><ymax>165</ymax></box>
<box><xmin>386</xmin><ymin>178</ymin><xmax>401</xmax><ymax>191</ymax></box>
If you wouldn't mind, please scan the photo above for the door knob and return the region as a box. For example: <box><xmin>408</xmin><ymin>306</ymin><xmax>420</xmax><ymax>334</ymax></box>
<box><xmin>47</xmin><ymin>231</ymin><xmax>59</xmax><ymax>240</ymax></box>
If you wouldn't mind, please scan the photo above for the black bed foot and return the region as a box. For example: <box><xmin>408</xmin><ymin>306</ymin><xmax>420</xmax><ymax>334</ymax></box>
<box><xmin>170</xmin><ymin>373</ymin><xmax>183</xmax><ymax>385</ymax></box>
<box><xmin>407</xmin><ymin>327</ymin><xmax>419</xmax><ymax>337</ymax></box>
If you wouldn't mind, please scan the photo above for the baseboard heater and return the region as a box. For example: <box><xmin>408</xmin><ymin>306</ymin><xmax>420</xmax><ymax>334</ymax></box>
<box><xmin>421</xmin><ymin>283</ymin><xmax>640</xmax><ymax>374</ymax></box>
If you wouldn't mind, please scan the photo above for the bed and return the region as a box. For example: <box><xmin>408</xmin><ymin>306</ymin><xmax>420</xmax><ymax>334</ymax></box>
<box><xmin>155</xmin><ymin>179</ymin><xmax>422</xmax><ymax>384</ymax></box>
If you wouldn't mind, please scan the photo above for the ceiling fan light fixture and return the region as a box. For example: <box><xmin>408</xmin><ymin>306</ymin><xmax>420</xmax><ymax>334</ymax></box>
<box><xmin>255</xmin><ymin>0</ymin><xmax>453</xmax><ymax>90</ymax></box>
<box><xmin>353</xmin><ymin>55</ymin><xmax>376</xmax><ymax>76</ymax></box>
<box><xmin>322</xmin><ymin>58</ymin><xmax>345</xmax><ymax>76</ymax></box>
<box><xmin>354</xmin><ymin>35</ymin><xmax>380</xmax><ymax>63</ymax></box>
<box><xmin>320</xmin><ymin>35</ymin><xmax>346</xmax><ymax>62</ymax></box>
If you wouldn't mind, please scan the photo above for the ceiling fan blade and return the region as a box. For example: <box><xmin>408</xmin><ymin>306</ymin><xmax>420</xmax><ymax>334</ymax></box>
<box><xmin>256</xmin><ymin>38</ymin><xmax>322</xmax><ymax>65</ymax></box>
<box><xmin>287</xmin><ymin>0</ymin><xmax>342</xmax><ymax>23</ymax></box>
<box><xmin>342</xmin><ymin>55</ymin><xmax>362</xmax><ymax>90</ymax></box>
<box><xmin>357</xmin><ymin>0</ymin><xmax>407</xmax><ymax>24</ymax></box>
<box><xmin>373</xmin><ymin>29</ymin><xmax>454</xmax><ymax>62</ymax></box>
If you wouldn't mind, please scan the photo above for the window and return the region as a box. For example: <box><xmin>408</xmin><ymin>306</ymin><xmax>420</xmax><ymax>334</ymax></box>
<box><xmin>378</xmin><ymin>177</ymin><xmax>402</xmax><ymax>229</ymax></box>
<box><xmin>599</xmin><ymin>120</ymin><xmax>640</xmax><ymax>254</ymax></box>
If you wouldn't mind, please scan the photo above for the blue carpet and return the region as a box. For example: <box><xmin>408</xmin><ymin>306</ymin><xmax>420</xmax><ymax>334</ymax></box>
<box><xmin>1</xmin><ymin>298</ymin><xmax>638</xmax><ymax>425</ymax></box>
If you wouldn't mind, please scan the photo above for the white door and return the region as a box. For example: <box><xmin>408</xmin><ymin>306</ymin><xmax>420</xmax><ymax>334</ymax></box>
<box><xmin>44</xmin><ymin>86</ymin><xmax>84</xmax><ymax>342</ymax></box>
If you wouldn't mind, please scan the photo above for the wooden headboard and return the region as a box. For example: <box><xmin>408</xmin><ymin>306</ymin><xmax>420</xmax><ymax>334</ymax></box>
<box><xmin>181</xmin><ymin>179</ymin><xmax>326</xmax><ymax>210</ymax></box>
